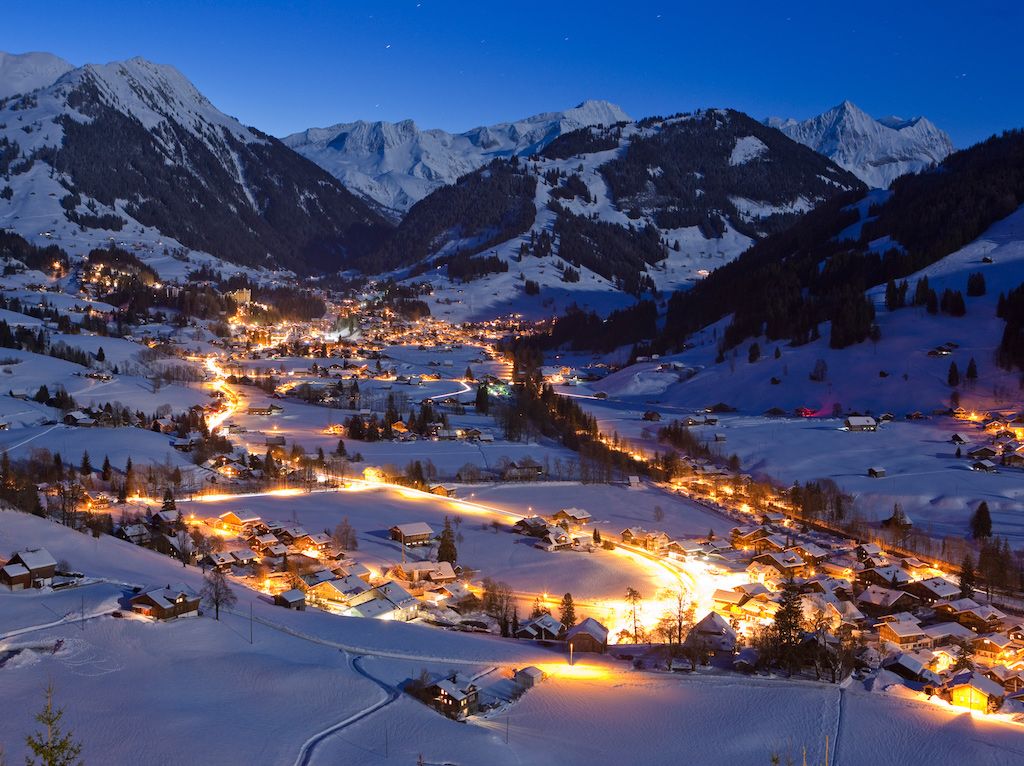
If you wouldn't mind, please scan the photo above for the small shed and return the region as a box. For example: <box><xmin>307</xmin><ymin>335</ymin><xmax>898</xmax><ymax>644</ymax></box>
<box><xmin>275</xmin><ymin>589</ymin><xmax>306</xmax><ymax>610</ymax></box>
<box><xmin>514</xmin><ymin>666</ymin><xmax>545</xmax><ymax>689</ymax></box>
<box><xmin>845</xmin><ymin>416</ymin><xmax>878</xmax><ymax>432</ymax></box>
<box><xmin>867</xmin><ymin>467</ymin><xmax>886</xmax><ymax>478</ymax></box>
<box><xmin>390</xmin><ymin>522</ymin><xmax>435</xmax><ymax>546</ymax></box>
<box><xmin>565</xmin><ymin>617</ymin><xmax>609</xmax><ymax>654</ymax></box>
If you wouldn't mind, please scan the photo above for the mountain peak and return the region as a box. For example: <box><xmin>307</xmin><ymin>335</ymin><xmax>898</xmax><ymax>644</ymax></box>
<box><xmin>769</xmin><ymin>101</ymin><xmax>953</xmax><ymax>188</ymax></box>
<box><xmin>286</xmin><ymin>100</ymin><xmax>632</xmax><ymax>214</ymax></box>
<box><xmin>566</xmin><ymin>99</ymin><xmax>631</xmax><ymax>124</ymax></box>
<box><xmin>0</xmin><ymin>50</ymin><xmax>74</xmax><ymax>99</ymax></box>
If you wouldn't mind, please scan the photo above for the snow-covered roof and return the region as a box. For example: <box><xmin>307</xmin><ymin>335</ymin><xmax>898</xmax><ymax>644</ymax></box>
<box><xmin>946</xmin><ymin>671</ymin><xmax>1005</xmax><ymax>699</ymax></box>
<box><xmin>857</xmin><ymin>585</ymin><xmax>911</xmax><ymax>608</ymax></box>
<box><xmin>391</xmin><ymin>522</ymin><xmax>434</xmax><ymax>537</ymax></box>
<box><xmin>566</xmin><ymin>617</ymin><xmax>609</xmax><ymax>644</ymax></box>
<box><xmin>136</xmin><ymin>583</ymin><xmax>198</xmax><ymax>609</ymax></box>
<box><xmin>2</xmin><ymin>563</ymin><xmax>29</xmax><ymax>578</ymax></box>
<box><xmin>13</xmin><ymin>547</ymin><xmax>57</xmax><ymax>571</ymax></box>
<box><xmin>556</xmin><ymin>507</ymin><xmax>592</xmax><ymax>521</ymax></box>
<box><xmin>713</xmin><ymin>588</ymin><xmax>748</xmax><ymax>605</ymax></box>
<box><xmin>914</xmin><ymin>577</ymin><xmax>959</xmax><ymax>598</ymax></box>
<box><xmin>922</xmin><ymin>622</ymin><xmax>975</xmax><ymax>642</ymax></box>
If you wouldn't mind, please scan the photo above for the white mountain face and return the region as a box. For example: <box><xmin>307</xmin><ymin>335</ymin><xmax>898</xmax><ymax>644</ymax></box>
<box><xmin>767</xmin><ymin>100</ymin><xmax>953</xmax><ymax>189</ymax></box>
<box><xmin>0</xmin><ymin>51</ymin><xmax>73</xmax><ymax>99</ymax></box>
<box><xmin>283</xmin><ymin>99</ymin><xmax>631</xmax><ymax>216</ymax></box>
<box><xmin>0</xmin><ymin>53</ymin><xmax>384</xmax><ymax>274</ymax></box>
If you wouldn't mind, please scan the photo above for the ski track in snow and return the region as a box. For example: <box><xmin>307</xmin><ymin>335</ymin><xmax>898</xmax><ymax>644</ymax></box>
<box><xmin>294</xmin><ymin>653</ymin><xmax>398</xmax><ymax>766</ymax></box>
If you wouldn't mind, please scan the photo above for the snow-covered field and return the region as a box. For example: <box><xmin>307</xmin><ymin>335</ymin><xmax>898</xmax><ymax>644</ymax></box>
<box><xmin>3</xmin><ymin>510</ymin><xmax>1022</xmax><ymax>765</ymax></box>
<box><xmin>554</xmin><ymin>205</ymin><xmax>1024</xmax><ymax>546</ymax></box>
<box><xmin>177</xmin><ymin>483</ymin><xmax>699</xmax><ymax>613</ymax></box>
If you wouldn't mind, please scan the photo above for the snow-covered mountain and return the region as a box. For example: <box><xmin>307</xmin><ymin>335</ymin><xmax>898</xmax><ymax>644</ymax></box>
<box><xmin>372</xmin><ymin>109</ymin><xmax>862</xmax><ymax>321</ymax></box>
<box><xmin>0</xmin><ymin>53</ymin><xmax>386</xmax><ymax>274</ymax></box>
<box><xmin>0</xmin><ymin>51</ymin><xmax>73</xmax><ymax>99</ymax></box>
<box><xmin>283</xmin><ymin>100</ymin><xmax>631</xmax><ymax>216</ymax></box>
<box><xmin>767</xmin><ymin>101</ymin><xmax>953</xmax><ymax>189</ymax></box>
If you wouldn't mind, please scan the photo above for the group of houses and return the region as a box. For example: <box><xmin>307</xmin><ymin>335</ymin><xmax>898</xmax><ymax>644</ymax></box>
<box><xmin>512</xmin><ymin>507</ymin><xmax>592</xmax><ymax>552</ymax></box>
<box><xmin>951</xmin><ymin>409</ymin><xmax>1024</xmax><ymax>473</ymax></box>
<box><xmin>673</xmin><ymin>520</ymin><xmax>1024</xmax><ymax>714</ymax></box>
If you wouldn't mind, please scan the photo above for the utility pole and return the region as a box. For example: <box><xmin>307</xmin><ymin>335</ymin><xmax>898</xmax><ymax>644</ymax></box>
<box><xmin>249</xmin><ymin>603</ymin><xmax>253</xmax><ymax>644</ymax></box>
<box><xmin>505</xmin><ymin>716</ymin><xmax>509</xmax><ymax>745</ymax></box>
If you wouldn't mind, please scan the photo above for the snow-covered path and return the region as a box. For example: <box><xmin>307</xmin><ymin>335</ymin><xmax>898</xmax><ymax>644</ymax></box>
<box><xmin>293</xmin><ymin>653</ymin><xmax>398</xmax><ymax>766</ymax></box>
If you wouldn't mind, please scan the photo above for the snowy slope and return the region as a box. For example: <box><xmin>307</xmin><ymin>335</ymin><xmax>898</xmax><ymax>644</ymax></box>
<box><xmin>4</xmin><ymin>507</ymin><xmax>1024</xmax><ymax>766</ymax></box>
<box><xmin>393</xmin><ymin>111</ymin><xmax>859</xmax><ymax>321</ymax></box>
<box><xmin>0</xmin><ymin>53</ymin><xmax>386</xmax><ymax>274</ymax></box>
<box><xmin>597</xmin><ymin>202</ymin><xmax>1024</xmax><ymax>416</ymax></box>
<box><xmin>562</xmin><ymin>203</ymin><xmax>1024</xmax><ymax>544</ymax></box>
<box><xmin>768</xmin><ymin>101</ymin><xmax>953</xmax><ymax>188</ymax></box>
<box><xmin>0</xmin><ymin>51</ymin><xmax>73</xmax><ymax>99</ymax></box>
<box><xmin>283</xmin><ymin>100</ymin><xmax>631</xmax><ymax>215</ymax></box>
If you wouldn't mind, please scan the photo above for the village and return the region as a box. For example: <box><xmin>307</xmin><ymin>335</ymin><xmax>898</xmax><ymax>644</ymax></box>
<box><xmin>2</xmin><ymin>273</ymin><xmax>1024</xmax><ymax>764</ymax></box>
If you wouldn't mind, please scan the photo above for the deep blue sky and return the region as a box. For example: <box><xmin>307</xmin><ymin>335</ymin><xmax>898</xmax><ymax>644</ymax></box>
<box><xmin>5</xmin><ymin>0</ymin><xmax>1022</xmax><ymax>146</ymax></box>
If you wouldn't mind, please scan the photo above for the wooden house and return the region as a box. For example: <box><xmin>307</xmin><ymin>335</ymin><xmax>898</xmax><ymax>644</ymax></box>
<box><xmin>844</xmin><ymin>416</ymin><xmax>877</xmax><ymax>432</ymax></box>
<box><xmin>514</xmin><ymin>666</ymin><xmax>545</xmax><ymax>689</ymax></box>
<box><xmin>274</xmin><ymin>589</ymin><xmax>306</xmax><ymax>610</ymax></box>
<box><xmin>945</xmin><ymin>671</ymin><xmax>1004</xmax><ymax>713</ymax></box>
<box><xmin>129</xmin><ymin>584</ymin><xmax>200</xmax><ymax>620</ymax></box>
<box><xmin>516</xmin><ymin>613</ymin><xmax>563</xmax><ymax>641</ymax></box>
<box><xmin>565</xmin><ymin>617</ymin><xmax>609</xmax><ymax>654</ymax></box>
<box><xmin>424</xmin><ymin>673</ymin><xmax>479</xmax><ymax>720</ymax></box>
<box><xmin>1</xmin><ymin>547</ymin><xmax>58</xmax><ymax>590</ymax></box>
<box><xmin>684</xmin><ymin>612</ymin><xmax>737</xmax><ymax>656</ymax></box>
<box><xmin>389</xmin><ymin>522</ymin><xmax>435</xmax><ymax>546</ymax></box>
<box><xmin>552</xmin><ymin>508</ymin><xmax>592</xmax><ymax>526</ymax></box>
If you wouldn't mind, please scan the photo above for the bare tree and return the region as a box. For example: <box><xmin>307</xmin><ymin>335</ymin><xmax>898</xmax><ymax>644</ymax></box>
<box><xmin>625</xmin><ymin>587</ymin><xmax>643</xmax><ymax>644</ymax></box>
<box><xmin>332</xmin><ymin>517</ymin><xmax>358</xmax><ymax>550</ymax></box>
<box><xmin>174</xmin><ymin>528</ymin><xmax>195</xmax><ymax>567</ymax></box>
<box><xmin>201</xmin><ymin>569</ymin><xmax>237</xmax><ymax>620</ymax></box>
<box><xmin>56</xmin><ymin>481</ymin><xmax>83</xmax><ymax>528</ymax></box>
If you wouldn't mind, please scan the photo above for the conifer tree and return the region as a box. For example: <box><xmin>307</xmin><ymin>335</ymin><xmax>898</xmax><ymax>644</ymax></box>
<box><xmin>959</xmin><ymin>554</ymin><xmax>976</xmax><ymax>599</ymax></box>
<box><xmin>437</xmin><ymin>516</ymin><xmax>457</xmax><ymax>565</ymax></box>
<box><xmin>970</xmin><ymin>501</ymin><xmax>992</xmax><ymax>539</ymax></box>
<box><xmin>24</xmin><ymin>682</ymin><xmax>82</xmax><ymax>766</ymax></box>
<box><xmin>947</xmin><ymin>361</ymin><xmax>960</xmax><ymax>387</ymax></box>
<box><xmin>559</xmin><ymin>592</ymin><xmax>577</xmax><ymax>630</ymax></box>
<box><xmin>474</xmin><ymin>384</ymin><xmax>489</xmax><ymax>414</ymax></box>
<box><xmin>162</xmin><ymin>487</ymin><xmax>176</xmax><ymax>512</ymax></box>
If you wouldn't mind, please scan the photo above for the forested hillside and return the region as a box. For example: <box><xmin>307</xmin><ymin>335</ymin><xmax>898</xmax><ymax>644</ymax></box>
<box><xmin>660</xmin><ymin>129</ymin><xmax>1024</xmax><ymax>354</ymax></box>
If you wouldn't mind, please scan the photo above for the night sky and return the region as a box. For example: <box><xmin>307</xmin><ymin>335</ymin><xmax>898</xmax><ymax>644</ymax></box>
<box><xmin>5</xmin><ymin>0</ymin><xmax>1022</xmax><ymax>146</ymax></box>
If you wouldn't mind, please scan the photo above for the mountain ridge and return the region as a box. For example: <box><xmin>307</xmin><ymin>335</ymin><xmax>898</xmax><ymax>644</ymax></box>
<box><xmin>0</xmin><ymin>51</ymin><xmax>74</xmax><ymax>99</ymax></box>
<box><xmin>767</xmin><ymin>100</ymin><xmax>953</xmax><ymax>189</ymax></box>
<box><xmin>283</xmin><ymin>99</ymin><xmax>631</xmax><ymax>216</ymax></box>
<box><xmin>0</xmin><ymin>52</ymin><xmax>388</xmax><ymax>274</ymax></box>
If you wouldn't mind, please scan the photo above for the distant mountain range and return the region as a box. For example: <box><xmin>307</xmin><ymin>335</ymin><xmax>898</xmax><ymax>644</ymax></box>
<box><xmin>361</xmin><ymin>109</ymin><xmax>863</xmax><ymax>320</ymax></box>
<box><xmin>767</xmin><ymin>101</ymin><xmax>954</xmax><ymax>189</ymax></box>
<box><xmin>0</xmin><ymin>50</ymin><xmax>960</xmax><ymax>294</ymax></box>
<box><xmin>283</xmin><ymin>100</ymin><xmax>631</xmax><ymax>216</ymax></box>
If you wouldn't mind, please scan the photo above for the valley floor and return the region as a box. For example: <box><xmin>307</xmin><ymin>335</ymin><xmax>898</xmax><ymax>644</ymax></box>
<box><xmin>2</xmin><ymin>509</ymin><xmax>1023</xmax><ymax>765</ymax></box>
